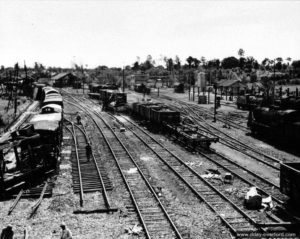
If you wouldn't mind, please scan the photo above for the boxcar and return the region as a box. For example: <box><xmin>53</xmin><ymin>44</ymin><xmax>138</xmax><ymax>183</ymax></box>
<box><xmin>280</xmin><ymin>162</ymin><xmax>300</xmax><ymax>210</ymax></box>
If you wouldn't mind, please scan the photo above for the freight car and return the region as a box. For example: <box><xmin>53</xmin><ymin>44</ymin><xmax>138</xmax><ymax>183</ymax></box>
<box><xmin>174</xmin><ymin>83</ymin><xmax>184</xmax><ymax>93</ymax></box>
<box><xmin>236</xmin><ymin>94</ymin><xmax>263</xmax><ymax>110</ymax></box>
<box><xmin>131</xmin><ymin>102</ymin><xmax>218</xmax><ymax>149</ymax></box>
<box><xmin>280</xmin><ymin>162</ymin><xmax>300</xmax><ymax>214</ymax></box>
<box><xmin>89</xmin><ymin>83</ymin><xmax>118</xmax><ymax>93</ymax></box>
<box><xmin>134</xmin><ymin>84</ymin><xmax>151</xmax><ymax>94</ymax></box>
<box><xmin>99</xmin><ymin>89</ymin><xmax>127</xmax><ymax>111</ymax></box>
<box><xmin>248</xmin><ymin>107</ymin><xmax>300</xmax><ymax>145</ymax></box>
<box><xmin>0</xmin><ymin>87</ymin><xmax>63</xmax><ymax>195</ymax></box>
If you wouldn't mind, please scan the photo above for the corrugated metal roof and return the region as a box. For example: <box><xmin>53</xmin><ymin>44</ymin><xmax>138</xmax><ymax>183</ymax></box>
<box><xmin>51</xmin><ymin>72</ymin><xmax>70</xmax><ymax>80</ymax></box>
<box><xmin>218</xmin><ymin>79</ymin><xmax>241</xmax><ymax>87</ymax></box>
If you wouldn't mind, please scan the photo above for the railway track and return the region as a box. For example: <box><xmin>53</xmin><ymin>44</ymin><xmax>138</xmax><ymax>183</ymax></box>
<box><xmin>8</xmin><ymin>182</ymin><xmax>49</xmax><ymax>218</ymax></box>
<box><xmin>65</xmin><ymin>92</ymin><xmax>299</xmax><ymax>236</ymax></box>
<box><xmin>108</xmin><ymin>114</ymin><xmax>298</xmax><ymax>232</ymax></box>
<box><xmin>150</xmin><ymin>94</ymin><xmax>282</xmax><ymax>170</ymax></box>
<box><xmin>153</xmin><ymin>93</ymin><xmax>249</xmax><ymax>132</ymax></box>
<box><xmin>64</xmin><ymin>119</ymin><xmax>115</xmax><ymax>212</ymax></box>
<box><xmin>178</xmin><ymin>101</ymin><xmax>281</xmax><ymax>170</ymax></box>
<box><xmin>63</xmin><ymin>95</ymin><xmax>185</xmax><ymax>238</ymax></box>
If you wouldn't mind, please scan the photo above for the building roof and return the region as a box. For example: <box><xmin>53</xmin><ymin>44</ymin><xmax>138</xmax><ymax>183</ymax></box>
<box><xmin>51</xmin><ymin>72</ymin><xmax>71</xmax><ymax>80</ymax></box>
<box><xmin>218</xmin><ymin>79</ymin><xmax>241</xmax><ymax>87</ymax></box>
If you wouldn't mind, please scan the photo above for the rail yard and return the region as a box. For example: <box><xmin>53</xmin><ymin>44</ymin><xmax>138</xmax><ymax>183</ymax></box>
<box><xmin>0</xmin><ymin>82</ymin><xmax>299</xmax><ymax>239</ymax></box>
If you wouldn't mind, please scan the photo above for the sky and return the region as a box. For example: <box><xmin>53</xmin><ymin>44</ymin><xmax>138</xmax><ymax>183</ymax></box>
<box><xmin>0</xmin><ymin>0</ymin><xmax>300</xmax><ymax>68</ymax></box>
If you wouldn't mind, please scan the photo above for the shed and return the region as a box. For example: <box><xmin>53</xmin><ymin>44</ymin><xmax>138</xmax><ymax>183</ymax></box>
<box><xmin>217</xmin><ymin>79</ymin><xmax>246</xmax><ymax>95</ymax></box>
<box><xmin>52</xmin><ymin>72</ymin><xmax>81</xmax><ymax>87</ymax></box>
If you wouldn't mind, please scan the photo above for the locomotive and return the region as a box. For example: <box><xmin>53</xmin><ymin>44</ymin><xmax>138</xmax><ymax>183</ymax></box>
<box><xmin>0</xmin><ymin>87</ymin><xmax>63</xmax><ymax>195</ymax></box>
<box><xmin>248</xmin><ymin>96</ymin><xmax>300</xmax><ymax>145</ymax></box>
<box><xmin>131</xmin><ymin>102</ymin><xmax>218</xmax><ymax>149</ymax></box>
<box><xmin>236</xmin><ymin>94</ymin><xmax>263</xmax><ymax>110</ymax></box>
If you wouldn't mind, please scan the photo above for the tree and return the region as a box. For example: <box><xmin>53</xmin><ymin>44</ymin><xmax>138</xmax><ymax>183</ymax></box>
<box><xmin>192</xmin><ymin>58</ymin><xmax>200</xmax><ymax>68</ymax></box>
<box><xmin>132</xmin><ymin>61</ymin><xmax>140</xmax><ymax>71</ymax></box>
<box><xmin>239</xmin><ymin>57</ymin><xmax>246</xmax><ymax>69</ymax></box>
<box><xmin>244</xmin><ymin>56</ymin><xmax>256</xmax><ymax>71</ymax></box>
<box><xmin>207</xmin><ymin>59</ymin><xmax>220</xmax><ymax>69</ymax></box>
<box><xmin>262</xmin><ymin>58</ymin><xmax>270</xmax><ymax>67</ymax></box>
<box><xmin>238</xmin><ymin>48</ymin><xmax>245</xmax><ymax>58</ymax></box>
<box><xmin>221</xmin><ymin>56</ymin><xmax>239</xmax><ymax>69</ymax></box>
<box><xmin>200</xmin><ymin>56</ymin><xmax>206</xmax><ymax>66</ymax></box>
<box><xmin>186</xmin><ymin>56</ymin><xmax>194</xmax><ymax>68</ymax></box>
<box><xmin>292</xmin><ymin>60</ymin><xmax>300</xmax><ymax>68</ymax></box>
<box><xmin>174</xmin><ymin>55</ymin><xmax>181</xmax><ymax>70</ymax></box>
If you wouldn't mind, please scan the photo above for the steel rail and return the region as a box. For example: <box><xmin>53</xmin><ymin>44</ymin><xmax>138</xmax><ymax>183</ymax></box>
<box><xmin>64</xmin><ymin>96</ymin><xmax>183</xmax><ymax>239</ymax></box>
<box><xmin>152</xmin><ymin>92</ymin><xmax>249</xmax><ymax>132</ymax></box>
<box><xmin>116</xmin><ymin>114</ymin><xmax>299</xmax><ymax>228</ymax></box>
<box><xmin>112</xmin><ymin>114</ymin><xmax>298</xmax><ymax>232</ymax></box>
<box><xmin>65</xmin><ymin>116</ymin><xmax>114</xmax><ymax>211</ymax></box>
<box><xmin>93</xmin><ymin>110</ymin><xmax>184</xmax><ymax>239</ymax></box>
<box><xmin>79</xmin><ymin>123</ymin><xmax>113</xmax><ymax>211</ymax></box>
<box><xmin>62</xmin><ymin>97</ymin><xmax>151</xmax><ymax>238</ymax></box>
<box><xmin>29</xmin><ymin>182</ymin><xmax>48</xmax><ymax>217</ymax></box>
<box><xmin>65</xmin><ymin>123</ymin><xmax>84</xmax><ymax>207</ymax></box>
<box><xmin>116</xmin><ymin>114</ymin><xmax>284</xmax><ymax>204</ymax></box>
<box><xmin>111</xmin><ymin>114</ymin><xmax>260</xmax><ymax>234</ymax></box>
<box><xmin>157</xmin><ymin>96</ymin><xmax>281</xmax><ymax>169</ymax></box>
<box><xmin>187</xmin><ymin>109</ymin><xmax>281</xmax><ymax>169</ymax></box>
<box><xmin>8</xmin><ymin>189</ymin><xmax>23</xmax><ymax>215</ymax></box>
<box><xmin>176</xmin><ymin>98</ymin><xmax>281</xmax><ymax>165</ymax></box>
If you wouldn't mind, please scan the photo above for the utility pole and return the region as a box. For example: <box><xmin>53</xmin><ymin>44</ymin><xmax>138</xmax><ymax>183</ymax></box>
<box><xmin>14</xmin><ymin>64</ymin><xmax>19</xmax><ymax>114</ymax></box>
<box><xmin>122</xmin><ymin>66</ymin><xmax>125</xmax><ymax>93</ymax></box>
<box><xmin>81</xmin><ymin>65</ymin><xmax>84</xmax><ymax>95</ymax></box>
<box><xmin>213</xmin><ymin>83</ymin><xmax>217</xmax><ymax>122</ymax></box>
<box><xmin>272</xmin><ymin>59</ymin><xmax>276</xmax><ymax>105</ymax></box>
<box><xmin>188</xmin><ymin>74</ymin><xmax>190</xmax><ymax>101</ymax></box>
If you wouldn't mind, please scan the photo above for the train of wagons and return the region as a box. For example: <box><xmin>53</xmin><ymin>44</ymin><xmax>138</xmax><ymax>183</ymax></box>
<box><xmin>0</xmin><ymin>86</ymin><xmax>63</xmax><ymax>195</ymax></box>
<box><xmin>88</xmin><ymin>84</ymin><xmax>127</xmax><ymax>111</ymax></box>
<box><xmin>247</xmin><ymin>96</ymin><xmax>300</xmax><ymax>213</ymax></box>
<box><xmin>131</xmin><ymin>102</ymin><xmax>218</xmax><ymax>149</ymax></box>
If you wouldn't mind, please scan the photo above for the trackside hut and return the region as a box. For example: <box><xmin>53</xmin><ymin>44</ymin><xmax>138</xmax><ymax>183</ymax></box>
<box><xmin>217</xmin><ymin>79</ymin><xmax>246</xmax><ymax>95</ymax></box>
<box><xmin>52</xmin><ymin>72</ymin><xmax>81</xmax><ymax>87</ymax></box>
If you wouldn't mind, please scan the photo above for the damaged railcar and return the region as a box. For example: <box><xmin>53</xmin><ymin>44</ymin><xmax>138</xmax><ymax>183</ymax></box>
<box><xmin>0</xmin><ymin>87</ymin><xmax>63</xmax><ymax>196</ymax></box>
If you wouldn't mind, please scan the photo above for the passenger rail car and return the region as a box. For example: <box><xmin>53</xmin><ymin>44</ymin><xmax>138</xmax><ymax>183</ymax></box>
<box><xmin>131</xmin><ymin>102</ymin><xmax>218</xmax><ymax>149</ymax></box>
<box><xmin>0</xmin><ymin>87</ymin><xmax>63</xmax><ymax>195</ymax></box>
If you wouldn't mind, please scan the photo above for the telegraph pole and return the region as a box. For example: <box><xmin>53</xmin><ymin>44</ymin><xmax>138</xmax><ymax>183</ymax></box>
<box><xmin>122</xmin><ymin>66</ymin><xmax>125</xmax><ymax>93</ymax></box>
<box><xmin>213</xmin><ymin>83</ymin><xmax>217</xmax><ymax>122</ymax></box>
